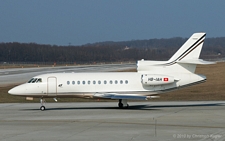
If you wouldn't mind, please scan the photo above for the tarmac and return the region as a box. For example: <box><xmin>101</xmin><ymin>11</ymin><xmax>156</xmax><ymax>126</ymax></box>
<box><xmin>0</xmin><ymin>101</ymin><xmax>225</xmax><ymax>141</ymax></box>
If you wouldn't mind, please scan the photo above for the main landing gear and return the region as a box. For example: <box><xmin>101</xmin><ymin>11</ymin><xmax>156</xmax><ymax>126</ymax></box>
<box><xmin>118</xmin><ymin>99</ymin><xmax>129</xmax><ymax>108</ymax></box>
<box><xmin>40</xmin><ymin>98</ymin><xmax>46</xmax><ymax>111</ymax></box>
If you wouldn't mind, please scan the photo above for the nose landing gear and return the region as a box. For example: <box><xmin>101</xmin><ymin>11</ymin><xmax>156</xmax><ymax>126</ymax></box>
<box><xmin>40</xmin><ymin>98</ymin><xmax>46</xmax><ymax>111</ymax></box>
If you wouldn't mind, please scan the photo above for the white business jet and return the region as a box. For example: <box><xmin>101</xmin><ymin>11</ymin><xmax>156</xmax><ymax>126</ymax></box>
<box><xmin>8</xmin><ymin>33</ymin><xmax>214</xmax><ymax>111</ymax></box>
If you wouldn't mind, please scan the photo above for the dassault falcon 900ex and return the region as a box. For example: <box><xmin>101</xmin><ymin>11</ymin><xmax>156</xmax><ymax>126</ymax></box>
<box><xmin>8</xmin><ymin>33</ymin><xmax>215</xmax><ymax>111</ymax></box>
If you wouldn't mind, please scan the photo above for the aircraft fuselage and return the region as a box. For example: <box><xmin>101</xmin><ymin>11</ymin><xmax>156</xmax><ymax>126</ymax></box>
<box><xmin>9</xmin><ymin>72</ymin><xmax>206</xmax><ymax>98</ymax></box>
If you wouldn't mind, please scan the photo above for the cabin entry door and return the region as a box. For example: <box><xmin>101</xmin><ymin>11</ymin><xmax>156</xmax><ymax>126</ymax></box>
<box><xmin>47</xmin><ymin>77</ymin><xmax>57</xmax><ymax>96</ymax></box>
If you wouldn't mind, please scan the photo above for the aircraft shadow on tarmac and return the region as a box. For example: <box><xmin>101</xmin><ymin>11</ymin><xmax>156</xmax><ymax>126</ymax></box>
<box><xmin>22</xmin><ymin>102</ymin><xmax>225</xmax><ymax>111</ymax></box>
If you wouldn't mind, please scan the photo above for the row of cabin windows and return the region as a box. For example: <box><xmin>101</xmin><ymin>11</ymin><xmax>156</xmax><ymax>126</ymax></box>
<box><xmin>67</xmin><ymin>80</ymin><xmax>129</xmax><ymax>85</ymax></box>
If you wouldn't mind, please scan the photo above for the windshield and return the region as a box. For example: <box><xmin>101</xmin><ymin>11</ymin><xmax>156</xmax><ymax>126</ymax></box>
<box><xmin>37</xmin><ymin>78</ymin><xmax>42</xmax><ymax>83</ymax></box>
<box><xmin>28</xmin><ymin>78</ymin><xmax>34</xmax><ymax>83</ymax></box>
<box><xmin>27</xmin><ymin>78</ymin><xmax>42</xmax><ymax>83</ymax></box>
<box><xmin>31</xmin><ymin>78</ymin><xmax>38</xmax><ymax>83</ymax></box>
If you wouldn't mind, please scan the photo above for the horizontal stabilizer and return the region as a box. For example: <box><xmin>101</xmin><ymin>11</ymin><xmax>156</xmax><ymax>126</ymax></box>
<box><xmin>177</xmin><ymin>59</ymin><xmax>216</xmax><ymax>65</ymax></box>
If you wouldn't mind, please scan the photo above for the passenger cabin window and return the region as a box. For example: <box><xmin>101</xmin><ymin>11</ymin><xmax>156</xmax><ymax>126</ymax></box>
<box><xmin>64</xmin><ymin>79</ymin><xmax>129</xmax><ymax>86</ymax></box>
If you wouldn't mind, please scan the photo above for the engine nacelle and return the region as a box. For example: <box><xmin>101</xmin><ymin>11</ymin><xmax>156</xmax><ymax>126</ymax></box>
<box><xmin>141</xmin><ymin>74</ymin><xmax>175</xmax><ymax>85</ymax></box>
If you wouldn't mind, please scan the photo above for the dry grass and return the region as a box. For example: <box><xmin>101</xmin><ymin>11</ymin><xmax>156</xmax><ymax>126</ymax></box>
<box><xmin>0</xmin><ymin>62</ymin><xmax>224</xmax><ymax>103</ymax></box>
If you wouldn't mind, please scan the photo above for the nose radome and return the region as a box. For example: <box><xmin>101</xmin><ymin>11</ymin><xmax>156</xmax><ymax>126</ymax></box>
<box><xmin>8</xmin><ymin>88</ymin><xmax>16</xmax><ymax>95</ymax></box>
<box><xmin>8</xmin><ymin>85</ymin><xmax>25</xmax><ymax>95</ymax></box>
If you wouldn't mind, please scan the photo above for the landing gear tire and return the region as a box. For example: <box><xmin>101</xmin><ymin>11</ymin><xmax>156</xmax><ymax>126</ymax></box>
<box><xmin>118</xmin><ymin>103</ymin><xmax>123</xmax><ymax>108</ymax></box>
<box><xmin>118</xmin><ymin>99</ymin><xmax>129</xmax><ymax>109</ymax></box>
<box><xmin>40</xmin><ymin>106</ymin><xmax>45</xmax><ymax>111</ymax></box>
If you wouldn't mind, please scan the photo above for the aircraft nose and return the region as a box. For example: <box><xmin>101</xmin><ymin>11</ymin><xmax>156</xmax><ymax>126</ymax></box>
<box><xmin>8</xmin><ymin>85</ymin><xmax>25</xmax><ymax>95</ymax></box>
<box><xmin>8</xmin><ymin>87</ymin><xmax>17</xmax><ymax>95</ymax></box>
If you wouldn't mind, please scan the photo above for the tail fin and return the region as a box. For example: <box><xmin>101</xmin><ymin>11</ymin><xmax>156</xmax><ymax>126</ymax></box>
<box><xmin>137</xmin><ymin>33</ymin><xmax>215</xmax><ymax>73</ymax></box>
<box><xmin>168</xmin><ymin>33</ymin><xmax>206</xmax><ymax>63</ymax></box>
<box><xmin>166</xmin><ymin>32</ymin><xmax>215</xmax><ymax>73</ymax></box>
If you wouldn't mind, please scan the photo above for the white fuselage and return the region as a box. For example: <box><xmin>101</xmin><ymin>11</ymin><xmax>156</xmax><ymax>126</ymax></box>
<box><xmin>9</xmin><ymin>72</ymin><xmax>206</xmax><ymax>98</ymax></box>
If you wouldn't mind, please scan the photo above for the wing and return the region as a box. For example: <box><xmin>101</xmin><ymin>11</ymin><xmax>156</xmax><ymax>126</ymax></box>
<box><xmin>93</xmin><ymin>93</ymin><xmax>159</xmax><ymax>100</ymax></box>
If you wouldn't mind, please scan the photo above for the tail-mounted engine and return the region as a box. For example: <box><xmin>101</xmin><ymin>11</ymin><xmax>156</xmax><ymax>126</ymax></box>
<box><xmin>141</xmin><ymin>74</ymin><xmax>175</xmax><ymax>85</ymax></box>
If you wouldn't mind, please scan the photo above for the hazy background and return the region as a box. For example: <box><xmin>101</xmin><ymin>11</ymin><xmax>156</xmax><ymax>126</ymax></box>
<box><xmin>0</xmin><ymin>0</ymin><xmax>224</xmax><ymax>45</ymax></box>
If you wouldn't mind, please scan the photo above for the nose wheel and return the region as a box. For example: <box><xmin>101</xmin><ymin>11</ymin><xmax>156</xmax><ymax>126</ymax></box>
<box><xmin>40</xmin><ymin>98</ymin><xmax>46</xmax><ymax>111</ymax></box>
<box><xmin>40</xmin><ymin>106</ymin><xmax>45</xmax><ymax>111</ymax></box>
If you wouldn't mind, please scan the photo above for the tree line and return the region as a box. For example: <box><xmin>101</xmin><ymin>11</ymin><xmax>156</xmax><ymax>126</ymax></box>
<box><xmin>0</xmin><ymin>37</ymin><xmax>224</xmax><ymax>63</ymax></box>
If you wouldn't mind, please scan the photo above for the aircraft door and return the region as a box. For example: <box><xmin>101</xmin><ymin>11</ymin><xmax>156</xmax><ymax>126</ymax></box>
<box><xmin>47</xmin><ymin>77</ymin><xmax>57</xmax><ymax>96</ymax></box>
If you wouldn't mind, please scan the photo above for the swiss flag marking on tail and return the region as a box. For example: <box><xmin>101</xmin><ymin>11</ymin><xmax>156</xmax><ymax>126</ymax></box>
<box><xmin>164</xmin><ymin>78</ymin><xmax>169</xmax><ymax>81</ymax></box>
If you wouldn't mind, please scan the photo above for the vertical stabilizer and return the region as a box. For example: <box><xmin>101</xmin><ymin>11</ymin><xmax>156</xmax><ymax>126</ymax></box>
<box><xmin>137</xmin><ymin>33</ymin><xmax>212</xmax><ymax>73</ymax></box>
<box><xmin>168</xmin><ymin>33</ymin><xmax>206</xmax><ymax>62</ymax></box>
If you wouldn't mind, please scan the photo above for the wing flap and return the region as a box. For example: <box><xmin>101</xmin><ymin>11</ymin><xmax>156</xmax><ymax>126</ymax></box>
<box><xmin>111</xmin><ymin>95</ymin><xmax>147</xmax><ymax>100</ymax></box>
<box><xmin>93</xmin><ymin>93</ymin><xmax>148</xmax><ymax>100</ymax></box>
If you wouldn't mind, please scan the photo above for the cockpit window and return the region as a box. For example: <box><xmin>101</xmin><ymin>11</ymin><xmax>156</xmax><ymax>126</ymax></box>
<box><xmin>28</xmin><ymin>78</ymin><xmax>34</xmax><ymax>83</ymax></box>
<box><xmin>31</xmin><ymin>78</ymin><xmax>38</xmax><ymax>83</ymax></box>
<box><xmin>28</xmin><ymin>78</ymin><xmax>42</xmax><ymax>83</ymax></box>
<box><xmin>37</xmin><ymin>78</ymin><xmax>42</xmax><ymax>83</ymax></box>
